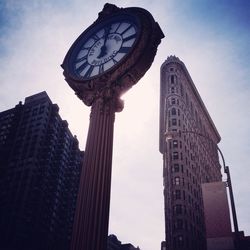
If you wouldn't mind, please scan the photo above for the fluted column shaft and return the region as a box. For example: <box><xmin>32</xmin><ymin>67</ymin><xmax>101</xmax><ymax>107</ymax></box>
<box><xmin>70</xmin><ymin>97</ymin><xmax>116</xmax><ymax>250</ymax></box>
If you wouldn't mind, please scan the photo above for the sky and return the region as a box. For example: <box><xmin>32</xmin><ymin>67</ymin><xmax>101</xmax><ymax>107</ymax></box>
<box><xmin>0</xmin><ymin>0</ymin><xmax>250</xmax><ymax>249</ymax></box>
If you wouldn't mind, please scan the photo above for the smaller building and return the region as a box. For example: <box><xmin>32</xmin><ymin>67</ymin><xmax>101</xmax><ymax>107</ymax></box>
<box><xmin>202</xmin><ymin>182</ymin><xmax>234</xmax><ymax>250</ymax></box>
<box><xmin>237</xmin><ymin>231</ymin><xmax>250</xmax><ymax>250</ymax></box>
<box><xmin>107</xmin><ymin>235</ymin><xmax>140</xmax><ymax>250</ymax></box>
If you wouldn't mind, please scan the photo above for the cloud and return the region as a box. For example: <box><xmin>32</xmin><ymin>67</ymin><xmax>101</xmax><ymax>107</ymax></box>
<box><xmin>0</xmin><ymin>0</ymin><xmax>250</xmax><ymax>249</ymax></box>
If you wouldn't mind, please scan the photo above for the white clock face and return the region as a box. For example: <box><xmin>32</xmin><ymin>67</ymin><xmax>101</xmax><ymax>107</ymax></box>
<box><xmin>72</xmin><ymin>19</ymin><xmax>138</xmax><ymax>79</ymax></box>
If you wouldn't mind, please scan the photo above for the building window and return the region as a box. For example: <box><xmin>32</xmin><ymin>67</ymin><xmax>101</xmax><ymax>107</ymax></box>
<box><xmin>174</xmin><ymin>177</ymin><xmax>180</xmax><ymax>185</ymax></box>
<box><xmin>176</xmin><ymin>235</ymin><xmax>184</xmax><ymax>247</ymax></box>
<box><xmin>171</xmin><ymin>98</ymin><xmax>176</xmax><ymax>105</ymax></box>
<box><xmin>173</xmin><ymin>152</ymin><xmax>179</xmax><ymax>160</ymax></box>
<box><xmin>171</xmin><ymin>108</ymin><xmax>176</xmax><ymax>115</ymax></box>
<box><xmin>172</xmin><ymin>119</ymin><xmax>177</xmax><ymax>126</ymax></box>
<box><xmin>173</xmin><ymin>140</ymin><xmax>178</xmax><ymax>148</ymax></box>
<box><xmin>180</xmin><ymin>84</ymin><xmax>183</xmax><ymax>96</ymax></box>
<box><xmin>171</xmin><ymin>75</ymin><xmax>175</xmax><ymax>84</ymax></box>
<box><xmin>175</xmin><ymin>219</ymin><xmax>183</xmax><ymax>230</ymax></box>
<box><xmin>175</xmin><ymin>204</ymin><xmax>182</xmax><ymax>214</ymax></box>
<box><xmin>186</xmin><ymin>93</ymin><xmax>189</xmax><ymax>106</ymax></box>
<box><xmin>172</xmin><ymin>164</ymin><xmax>179</xmax><ymax>172</ymax></box>
<box><xmin>175</xmin><ymin>190</ymin><xmax>181</xmax><ymax>199</ymax></box>
<box><xmin>39</xmin><ymin>106</ymin><xmax>45</xmax><ymax>113</ymax></box>
<box><xmin>183</xmin><ymin>190</ymin><xmax>186</xmax><ymax>200</ymax></box>
<box><xmin>190</xmin><ymin>101</ymin><xmax>193</xmax><ymax>115</ymax></box>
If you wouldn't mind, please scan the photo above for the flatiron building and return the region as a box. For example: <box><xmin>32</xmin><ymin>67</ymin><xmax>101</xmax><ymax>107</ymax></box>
<box><xmin>159</xmin><ymin>56</ymin><xmax>222</xmax><ymax>250</ymax></box>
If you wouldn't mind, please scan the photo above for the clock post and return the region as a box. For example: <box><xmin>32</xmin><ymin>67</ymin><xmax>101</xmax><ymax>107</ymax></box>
<box><xmin>61</xmin><ymin>3</ymin><xmax>164</xmax><ymax>250</ymax></box>
<box><xmin>70</xmin><ymin>89</ymin><xmax>122</xmax><ymax>250</ymax></box>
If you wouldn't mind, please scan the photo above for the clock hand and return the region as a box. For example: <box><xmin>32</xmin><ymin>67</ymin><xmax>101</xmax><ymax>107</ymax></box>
<box><xmin>97</xmin><ymin>26</ymin><xmax>111</xmax><ymax>58</ymax></box>
<box><xmin>98</xmin><ymin>46</ymin><xmax>107</xmax><ymax>58</ymax></box>
<box><xmin>103</xmin><ymin>25</ymin><xmax>111</xmax><ymax>46</ymax></box>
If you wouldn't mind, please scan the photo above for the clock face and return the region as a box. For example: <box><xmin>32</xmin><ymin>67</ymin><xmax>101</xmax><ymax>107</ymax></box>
<box><xmin>69</xmin><ymin>16</ymin><xmax>139</xmax><ymax>80</ymax></box>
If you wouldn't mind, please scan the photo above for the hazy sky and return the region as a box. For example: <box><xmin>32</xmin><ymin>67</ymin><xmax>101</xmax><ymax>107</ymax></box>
<box><xmin>1</xmin><ymin>0</ymin><xmax>250</xmax><ymax>249</ymax></box>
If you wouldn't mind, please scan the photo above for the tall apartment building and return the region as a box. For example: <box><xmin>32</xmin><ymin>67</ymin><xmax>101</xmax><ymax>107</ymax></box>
<box><xmin>0</xmin><ymin>92</ymin><xmax>84</xmax><ymax>250</ymax></box>
<box><xmin>159</xmin><ymin>56</ymin><xmax>222</xmax><ymax>250</ymax></box>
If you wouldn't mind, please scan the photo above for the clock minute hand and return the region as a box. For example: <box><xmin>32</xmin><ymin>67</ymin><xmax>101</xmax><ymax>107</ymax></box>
<box><xmin>103</xmin><ymin>25</ymin><xmax>111</xmax><ymax>46</ymax></box>
<box><xmin>97</xmin><ymin>26</ymin><xmax>111</xmax><ymax>59</ymax></box>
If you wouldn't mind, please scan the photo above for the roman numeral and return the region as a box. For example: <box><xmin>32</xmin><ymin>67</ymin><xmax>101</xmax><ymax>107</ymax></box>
<box><xmin>92</xmin><ymin>34</ymin><xmax>100</xmax><ymax>42</ymax></box>
<box><xmin>114</xmin><ymin>22</ymin><xmax>121</xmax><ymax>33</ymax></box>
<box><xmin>112</xmin><ymin>58</ymin><xmax>118</xmax><ymax>64</ymax></box>
<box><xmin>121</xmin><ymin>24</ymin><xmax>132</xmax><ymax>35</ymax></box>
<box><xmin>75</xmin><ymin>55</ymin><xmax>88</xmax><ymax>63</ymax></box>
<box><xmin>123</xmin><ymin>33</ymin><xmax>137</xmax><ymax>42</ymax></box>
<box><xmin>75</xmin><ymin>61</ymin><xmax>89</xmax><ymax>74</ymax></box>
<box><xmin>99</xmin><ymin>64</ymin><xmax>104</xmax><ymax>74</ymax></box>
<box><xmin>84</xmin><ymin>65</ymin><xmax>94</xmax><ymax>78</ymax></box>
<box><xmin>119</xmin><ymin>46</ymin><xmax>130</xmax><ymax>54</ymax></box>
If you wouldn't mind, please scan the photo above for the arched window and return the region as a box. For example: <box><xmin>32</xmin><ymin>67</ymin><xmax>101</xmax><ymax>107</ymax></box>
<box><xmin>171</xmin><ymin>108</ymin><xmax>176</xmax><ymax>115</ymax></box>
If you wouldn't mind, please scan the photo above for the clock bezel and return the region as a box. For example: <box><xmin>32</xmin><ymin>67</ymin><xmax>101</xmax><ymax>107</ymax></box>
<box><xmin>63</xmin><ymin>13</ymin><xmax>141</xmax><ymax>82</ymax></box>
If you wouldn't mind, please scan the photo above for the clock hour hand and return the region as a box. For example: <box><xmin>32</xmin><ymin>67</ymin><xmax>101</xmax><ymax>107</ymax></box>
<box><xmin>97</xmin><ymin>26</ymin><xmax>111</xmax><ymax>58</ymax></box>
<box><xmin>98</xmin><ymin>46</ymin><xmax>107</xmax><ymax>58</ymax></box>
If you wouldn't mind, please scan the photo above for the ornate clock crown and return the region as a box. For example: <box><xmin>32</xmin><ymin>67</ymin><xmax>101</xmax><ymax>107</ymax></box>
<box><xmin>98</xmin><ymin>3</ymin><xmax>119</xmax><ymax>18</ymax></box>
